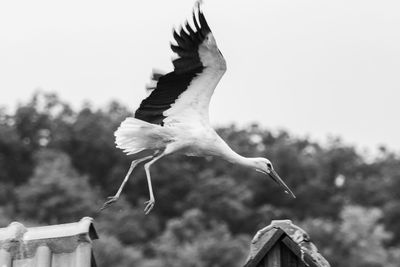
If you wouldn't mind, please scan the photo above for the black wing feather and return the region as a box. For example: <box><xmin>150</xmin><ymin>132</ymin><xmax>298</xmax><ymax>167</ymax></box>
<box><xmin>135</xmin><ymin>5</ymin><xmax>212</xmax><ymax>126</ymax></box>
<box><xmin>193</xmin><ymin>12</ymin><xmax>202</xmax><ymax>35</ymax></box>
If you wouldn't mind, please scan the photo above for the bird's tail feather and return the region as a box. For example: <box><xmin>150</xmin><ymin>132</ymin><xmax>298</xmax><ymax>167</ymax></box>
<box><xmin>114</xmin><ymin>117</ymin><xmax>169</xmax><ymax>155</ymax></box>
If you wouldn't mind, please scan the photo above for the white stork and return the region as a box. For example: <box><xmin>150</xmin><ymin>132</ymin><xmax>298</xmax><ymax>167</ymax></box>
<box><xmin>101</xmin><ymin>1</ymin><xmax>295</xmax><ymax>214</ymax></box>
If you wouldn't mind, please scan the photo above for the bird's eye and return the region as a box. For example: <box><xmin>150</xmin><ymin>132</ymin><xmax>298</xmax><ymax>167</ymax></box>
<box><xmin>267</xmin><ymin>163</ymin><xmax>272</xmax><ymax>169</ymax></box>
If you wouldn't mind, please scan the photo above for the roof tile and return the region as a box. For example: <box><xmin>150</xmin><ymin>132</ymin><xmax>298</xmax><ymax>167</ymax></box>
<box><xmin>0</xmin><ymin>217</ymin><xmax>98</xmax><ymax>267</ymax></box>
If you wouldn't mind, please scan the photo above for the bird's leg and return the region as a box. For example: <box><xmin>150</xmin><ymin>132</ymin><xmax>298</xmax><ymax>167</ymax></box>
<box><xmin>143</xmin><ymin>152</ymin><xmax>165</xmax><ymax>214</ymax></box>
<box><xmin>100</xmin><ymin>155</ymin><xmax>152</xmax><ymax>211</ymax></box>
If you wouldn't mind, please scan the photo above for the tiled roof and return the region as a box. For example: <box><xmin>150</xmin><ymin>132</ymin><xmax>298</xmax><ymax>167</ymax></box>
<box><xmin>0</xmin><ymin>217</ymin><xmax>98</xmax><ymax>267</ymax></box>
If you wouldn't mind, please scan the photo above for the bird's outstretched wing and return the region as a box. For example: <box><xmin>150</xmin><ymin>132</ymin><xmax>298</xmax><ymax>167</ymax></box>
<box><xmin>135</xmin><ymin>2</ymin><xmax>226</xmax><ymax>126</ymax></box>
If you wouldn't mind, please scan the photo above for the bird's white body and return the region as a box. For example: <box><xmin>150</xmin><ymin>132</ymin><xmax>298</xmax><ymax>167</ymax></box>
<box><xmin>101</xmin><ymin>2</ymin><xmax>295</xmax><ymax>214</ymax></box>
<box><xmin>116</xmin><ymin>116</ymin><xmax>228</xmax><ymax>159</ymax></box>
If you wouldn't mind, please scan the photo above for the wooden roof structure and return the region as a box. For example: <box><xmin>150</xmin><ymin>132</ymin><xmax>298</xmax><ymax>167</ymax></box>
<box><xmin>244</xmin><ymin>220</ymin><xmax>330</xmax><ymax>267</ymax></box>
<box><xmin>0</xmin><ymin>217</ymin><xmax>98</xmax><ymax>267</ymax></box>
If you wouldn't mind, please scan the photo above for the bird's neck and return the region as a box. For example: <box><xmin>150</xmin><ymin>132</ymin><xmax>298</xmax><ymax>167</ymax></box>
<box><xmin>230</xmin><ymin>153</ymin><xmax>259</xmax><ymax>169</ymax></box>
<box><xmin>219</xmin><ymin>143</ymin><xmax>258</xmax><ymax>169</ymax></box>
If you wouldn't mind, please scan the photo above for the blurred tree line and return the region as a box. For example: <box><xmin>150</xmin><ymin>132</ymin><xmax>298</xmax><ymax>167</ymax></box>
<box><xmin>1</xmin><ymin>92</ymin><xmax>400</xmax><ymax>266</ymax></box>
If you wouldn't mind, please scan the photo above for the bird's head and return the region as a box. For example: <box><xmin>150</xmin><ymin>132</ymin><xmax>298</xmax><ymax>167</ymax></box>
<box><xmin>253</xmin><ymin>158</ymin><xmax>296</xmax><ymax>198</ymax></box>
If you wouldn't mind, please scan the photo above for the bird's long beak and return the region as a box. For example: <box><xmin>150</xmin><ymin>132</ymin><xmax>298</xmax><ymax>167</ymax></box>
<box><xmin>268</xmin><ymin>169</ymin><xmax>296</xmax><ymax>198</ymax></box>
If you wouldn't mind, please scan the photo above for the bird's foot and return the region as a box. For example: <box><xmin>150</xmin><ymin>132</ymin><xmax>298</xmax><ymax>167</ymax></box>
<box><xmin>99</xmin><ymin>196</ymin><xmax>119</xmax><ymax>211</ymax></box>
<box><xmin>144</xmin><ymin>199</ymin><xmax>155</xmax><ymax>215</ymax></box>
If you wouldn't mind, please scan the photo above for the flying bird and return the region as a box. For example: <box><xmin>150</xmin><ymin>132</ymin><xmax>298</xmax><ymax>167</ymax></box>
<box><xmin>101</xmin><ymin>1</ymin><xmax>295</xmax><ymax>214</ymax></box>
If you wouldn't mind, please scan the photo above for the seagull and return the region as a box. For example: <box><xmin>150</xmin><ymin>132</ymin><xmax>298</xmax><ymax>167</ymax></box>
<box><xmin>101</xmin><ymin>1</ymin><xmax>295</xmax><ymax>214</ymax></box>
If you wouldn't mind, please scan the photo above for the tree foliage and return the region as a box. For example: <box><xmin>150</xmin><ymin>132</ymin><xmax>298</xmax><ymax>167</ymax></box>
<box><xmin>16</xmin><ymin>149</ymin><xmax>100</xmax><ymax>224</ymax></box>
<box><xmin>1</xmin><ymin>92</ymin><xmax>400</xmax><ymax>266</ymax></box>
<box><xmin>302</xmin><ymin>206</ymin><xmax>400</xmax><ymax>267</ymax></box>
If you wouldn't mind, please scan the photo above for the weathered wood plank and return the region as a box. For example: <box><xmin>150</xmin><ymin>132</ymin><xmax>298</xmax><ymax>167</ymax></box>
<box><xmin>244</xmin><ymin>229</ymin><xmax>285</xmax><ymax>267</ymax></box>
<box><xmin>281</xmin><ymin>237</ymin><xmax>317</xmax><ymax>267</ymax></box>
<box><xmin>266</xmin><ymin>242</ymin><xmax>281</xmax><ymax>267</ymax></box>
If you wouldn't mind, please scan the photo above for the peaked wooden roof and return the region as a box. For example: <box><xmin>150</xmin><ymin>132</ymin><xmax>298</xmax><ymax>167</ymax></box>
<box><xmin>244</xmin><ymin>220</ymin><xmax>330</xmax><ymax>267</ymax></box>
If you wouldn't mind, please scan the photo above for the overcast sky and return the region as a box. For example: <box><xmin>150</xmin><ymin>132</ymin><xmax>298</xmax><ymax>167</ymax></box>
<box><xmin>1</xmin><ymin>0</ymin><xmax>399</xmax><ymax>152</ymax></box>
